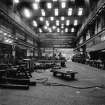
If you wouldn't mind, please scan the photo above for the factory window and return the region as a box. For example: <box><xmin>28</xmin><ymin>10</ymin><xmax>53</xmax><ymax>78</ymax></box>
<box><xmin>86</xmin><ymin>30</ymin><xmax>90</xmax><ymax>40</ymax></box>
<box><xmin>89</xmin><ymin>21</ymin><xmax>96</xmax><ymax>36</ymax></box>
<box><xmin>101</xmin><ymin>34</ymin><xmax>105</xmax><ymax>41</ymax></box>
<box><xmin>86</xmin><ymin>40</ymin><xmax>94</xmax><ymax>48</ymax></box>
<box><xmin>101</xmin><ymin>11</ymin><xmax>105</xmax><ymax>30</ymax></box>
<box><xmin>96</xmin><ymin>16</ymin><xmax>103</xmax><ymax>33</ymax></box>
<box><xmin>79</xmin><ymin>36</ymin><xmax>83</xmax><ymax>44</ymax></box>
<box><xmin>94</xmin><ymin>36</ymin><xmax>101</xmax><ymax>44</ymax></box>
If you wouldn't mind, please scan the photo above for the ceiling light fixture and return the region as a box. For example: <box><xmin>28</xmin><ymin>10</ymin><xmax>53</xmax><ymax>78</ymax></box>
<box><xmin>39</xmin><ymin>17</ymin><xmax>44</xmax><ymax>21</ymax></box>
<box><xmin>50</xmin><ymin>17</ymin><xmax>54</xmax><ymax>21</ymax></box>
<box><xmin>8</xmin><ymin>35</ymin><xmax>11</xmax><ymax>37</ymax></box>
<box><xmin>61</xmin><ymin>16</ymin><xmax>65</xmax><ymax>21</ymax></box>
<box><xmin>61</xmin><ymin>24</ymin><xmax>64</xmax><ymax>28</ymax></box>
<box><xmin>35</xmin><ymin>0</ymin><xmax>40</xmax><ymax>3</ymax></box>
<box><xmin>57</xmin><ymin>28</ymin><xmax>60</xmax><ymax>32</ymax></box>
<box><xmin>74</xmin><ymin>20</ymin><xmax>78</xmax><ymax>26</ymax></box>
<box><xmin>68</xmin><ymin>8</ymin><xmax>72</xmax><ymax>16</ymax></box>
<box><xmin>78</xmin><ymin>8</ymin><xmax>83</xmax><ymax>16</ymax></box>
<box><xmin>53</xmin><ymin>0</ymin><xmax>57</xmax><ymax>1</ymax></box>
<box><xmin>61</xmin><ymin>26</ymin><xmax>64</xmax><ymax>29</ymax></box>
<box><xmin>65</xmin><ymin>28</ymin><xmax>68</xmax><ymax>32</ymax></box>
<box><xmin>5</xmin><ymin>39</ymin><xmax>13</xmax><ymax>44</ymax></box>
<box><xmin>47</xmin><ymin>2</ymin><xmax>52</xmax><ymax>9</ymax></box>
<box><xmin>71</xmin><ymin>27</ymin><xmax>75</xmax><ymax>32</ymax></box>
<box><xmin>56</xmin><ymin>20</ymin><xmax>60</xmax><ymax>26</ymax></box>
<box><xmin>13</xmin><ymin>0</ymin><xmax>19</xmax><ymax>4</ymax></box>
<box><xmin>52</xmin><ymin>26</ymin><xmax>56</xmax><ymax>30</ymax></box>
<box><xmin>39</xmin><ymin>28</ymin><xmax>42</xmax><ymax>33</ymax></box>
<box><xmin>4</xmin><ymin>33</ymin><xmax>7</xmax><ymax>36</ymax></box>
<box><xmin>48</xmin><ymin>28</ymin><xmax>52</xmax><ymax>32</ymax></box>
<box><xmin>44</xmin><ymin>25</ymin><xmax>48</xmax><ymax>30</ymax></box>
<box><xmin>56</xmin><ymin>20</ymin><xmax>59</xmax><ymax>26</ymax></box>
<box><xmin>61</xmin><ymin>2</ymin><xmax>66</xmax><ymax>8</ymax></box>
<box><xmin>46</xmin><ymin>20</ymin><xmax>50</xmax><ymax>26</ymax></box>
<box><xmin>32</xmin><ymin>20</ymin><xmax>37</xmax><ymax>27</ymax></box>
<box><xmin>23</xmin><ymin>8</ymin><xmax>32</xmax><ymax>18</ymax></box>
<box><xmin>61</xmin><ymin>30</ymin><xmax>64</xmax><ymax>33</ymax></box>
<box><xmin>54</xmin><ymin>8</ymin><xmax>59</xmax><ymax>16</ymax></box>
<box><xmin>66</xmin><ymin>20</ymin><xmax>70</xmax><ymax>26</ymax></box>
<box><xmin>32</xmin><ymin>3</ymin><xmax>39</xmax><ymax>10</ymax></box>
<box><xmin>41</xmin><ymin>9</ymin><xmax>45</xmax><ymax>16</ymax></box>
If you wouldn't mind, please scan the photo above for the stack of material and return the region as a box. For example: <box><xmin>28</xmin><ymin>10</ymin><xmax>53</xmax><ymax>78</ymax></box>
<box><xmin>0</xmin><ymin>64</ymin><xmax>36</xmax><ymax>90</ymax></box>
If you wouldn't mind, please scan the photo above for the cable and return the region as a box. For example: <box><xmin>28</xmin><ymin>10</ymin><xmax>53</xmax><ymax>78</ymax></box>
<box><xmin>35</xmin><ymin>78</ymin><xmax>48</xmax><ymax>83</ymax></box>
<box><xmin>43</xmin><ymin>82</ymin><xmax>105</xmax><ymax>89</ymax></box>
<box><xmin>34</xmin><ymin>78</ymin><xmax>105</xmax><ymax>89</ymax></box>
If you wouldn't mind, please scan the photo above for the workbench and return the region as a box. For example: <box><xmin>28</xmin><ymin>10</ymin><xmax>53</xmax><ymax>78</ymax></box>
<box><xmin>51</xmin><ymin>69</ymin><xmax>78</xmax><ymax>80</ymax></box>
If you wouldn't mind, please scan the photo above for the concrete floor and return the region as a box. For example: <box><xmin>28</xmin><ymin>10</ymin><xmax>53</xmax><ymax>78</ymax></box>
<box><xmin>0</xmin><ymin>61</ymin><xmax>105</xmax><ymax>105</ymax></box>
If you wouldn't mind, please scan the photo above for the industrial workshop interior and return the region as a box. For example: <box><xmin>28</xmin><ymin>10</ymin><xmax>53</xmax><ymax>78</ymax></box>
<box><xmin>1</xmin><ymin>0</ymin><xmax>105</xmax><ymax>105</ymax></box>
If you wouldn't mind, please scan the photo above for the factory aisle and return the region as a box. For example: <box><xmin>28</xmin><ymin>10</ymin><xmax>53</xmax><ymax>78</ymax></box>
<box><xmin>0</xmin><ymin>61</ymin><xmax>105</xmax><ymax>105</ymax></box>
